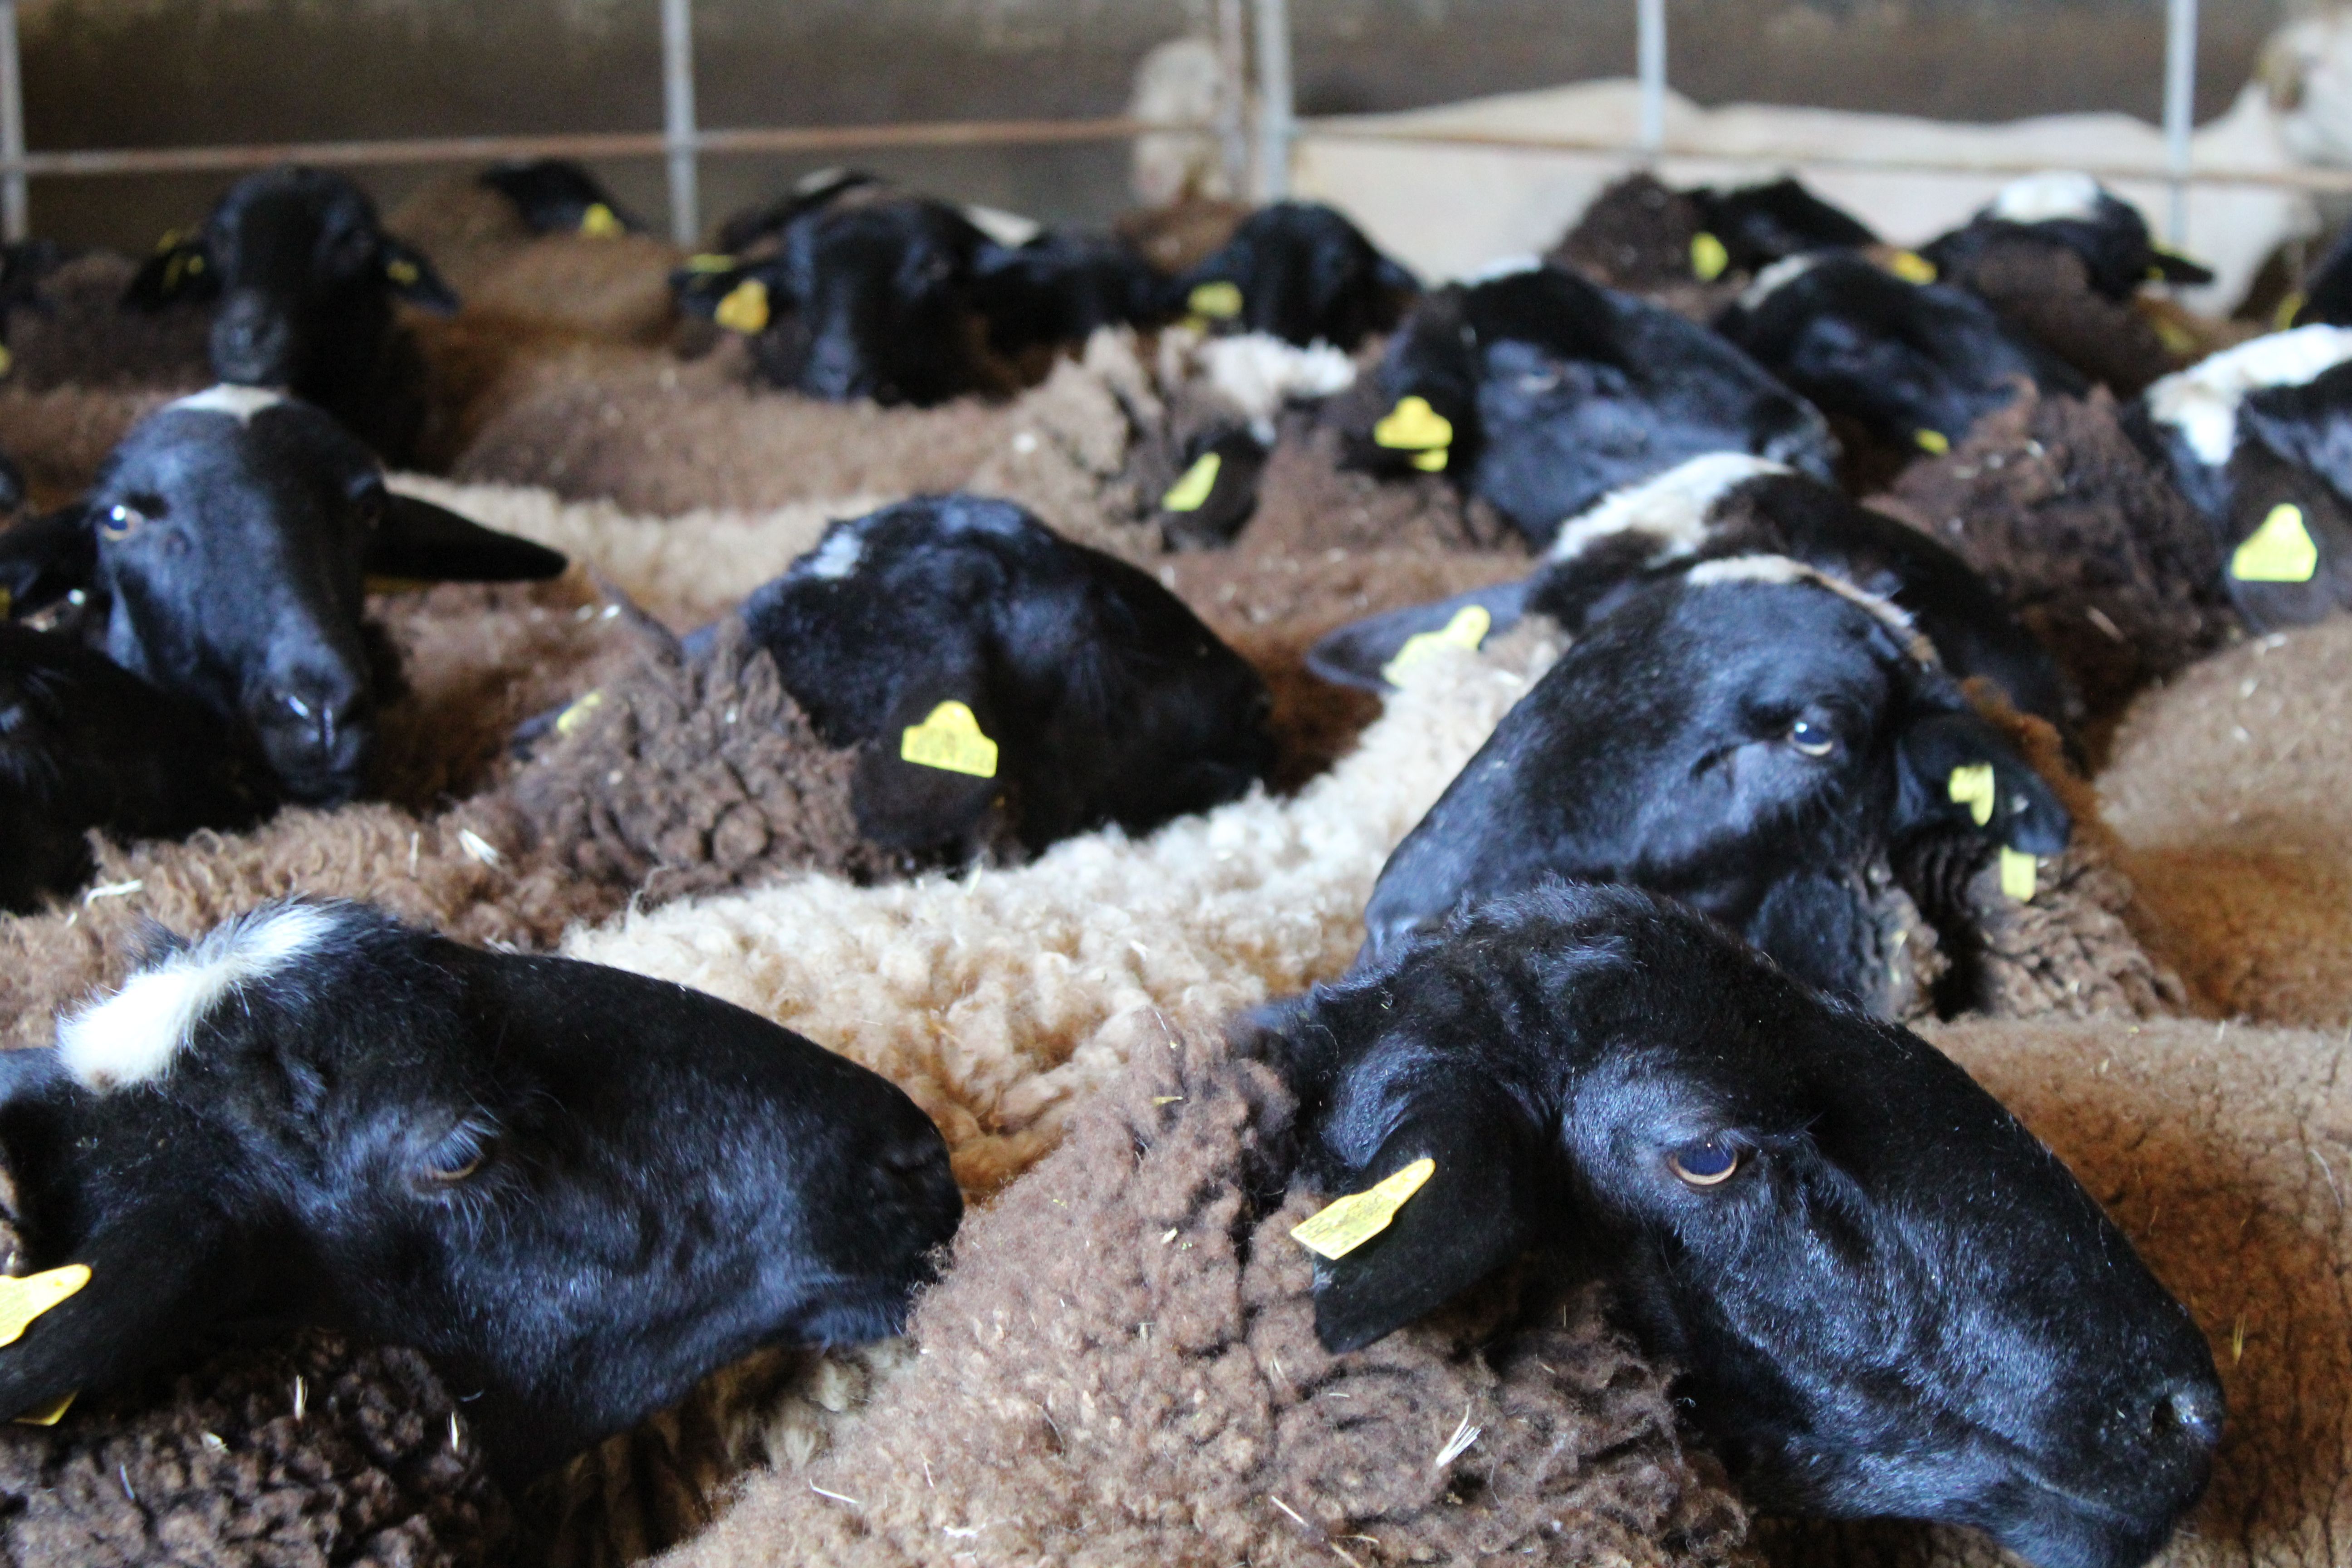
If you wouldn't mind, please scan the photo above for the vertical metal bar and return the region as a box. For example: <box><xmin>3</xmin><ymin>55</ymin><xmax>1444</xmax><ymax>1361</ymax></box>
<box><xmin>1217</xmin><ymin>0</ymin><xmax>1249</xmax><ymax>196</ymax></box>
<box><xmin>1254</xmin><ymin>0</ymin><xmax>1292</xmax><ymax>201</ymax></box>
<box><xmin>661</xmin><ymin>0</ymin><xmax>698</xmax><ymax>245</ymax></box>
<box><xmin>0</xmin><ymin>0</ymin><xmax>26</xmax><ymax>242</ymax></box>
<box><xmin>1636</xmin><ymin>0</ymin><xmax>1667</xmax><ymax>157</ymax></box>
<box><xmin>2163</xmin><ymin>0</ymin><xmax>2198</xmax><ymax>247</ymax></box>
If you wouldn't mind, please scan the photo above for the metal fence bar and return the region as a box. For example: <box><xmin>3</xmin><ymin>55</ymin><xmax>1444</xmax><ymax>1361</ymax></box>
<box><xmin>661</xmin><ymin>0</ymin><xmax>698</xmax><ymax>245</ymax></box>
<box><xmin>1218</xmin><ymin>0</ymin><xmax>1250</xmax><ymax>196</ymax></box>
<box><xmin>2164</xmin><ymin>0</ymin><xmax>2199</xmax><ymax>245</ymax></box>
<box><xmin>0</xmin><ymin>1</ymin><xmax>24</xmax><ymax>242</ymax></box>
<box><xmin>1254</xmin><ymin>0</ymin><xmax>1294</xmax><ymax>201</ymax></box>
<box><xmin>1636</xmin><ymin>0</ymin><xmax>1666</xmax><ymax>157</ymax></box>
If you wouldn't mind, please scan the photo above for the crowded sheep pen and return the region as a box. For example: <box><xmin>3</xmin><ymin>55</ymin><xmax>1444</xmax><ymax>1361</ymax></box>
<box><xmin>0</xmin><ymin>0</ymin><xmax>2347</xmax><ymax>1564</ymax></box>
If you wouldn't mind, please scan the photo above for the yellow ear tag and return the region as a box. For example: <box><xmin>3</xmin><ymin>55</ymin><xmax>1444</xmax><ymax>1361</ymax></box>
<box><xmin>578</xmin><ymin>202</ymin><xmax>623</xmax><ymax>239</ymax></box>
<box><xmin>553</xmin><ymin>689</ymin><xmax>604</xmax><ymax>737</ymax></box>
<box><xmin>1948</xmin><ymin>762</ymin><xmax>1997</xmax><ymax>828</ymax></box>
<box><xmin>0</xmin><ymin>1264</ymin><xmax>89</xmax><ymax>1349</ymax></box>
<box><xmin>2274</xmin><ymin>290</ymin><xmax>2306</xmax><ymax>331</ymax></box>
<box><xmin>0</xmin><ymin>586</ymin><xmax>12</xmax><ymax>620</ymax></box>
<box><xmin>2151</xmin><ymin>314</ymin><xmax>2200</xmax><ymax>356</ymax></box>
<box><xmin>1382</xmin><ymin>604</ymin><xmax>1492</xmax><ymax>684</ymax></box>
<box><xmin>1292</xmin><ymin>1158</ymin><xmax>1437</xmax><ymax>1261</ymax></box>
<box><xmin>1162</xmin><ymin>451</ymin><xmax>1222</xmax><ymax>512</ymax></box>
<box><xmin>0</xmin><ymin>343</ymin><xmax>15</xmax><ymax>378</ymax></box>
<box><xmin>1999</xmin><ymin>846</ymin><xmax>2039</xmax><ymax>903</ymax></box>
<box><xmin>385</xmin><ymin>257</ymin><xmax>421</xmax><ymax>287</ymax></box>
<box><xmin>13</xmin><ymin>1391</ymin><xmax>74</xmax><ymax>1426</ymax></box>
<box><xmin>715</xmin><ymin>278</ymin><xmax>770</xmax><ymax>334</ymax></box>
<box><xmin>1690</xmin><ymin>230</ymin><xmax>1730</xmax><ymax>282</ymax></box>
<box><xmin>2230</xmin><ymin>503</ymin><xmax>2320</xmax><ymax>583</ymax></box>
<box><xmin>684</xmin><ymin>252</ymin><xmax>737</xmax><ymax>273</ymax></box>
<box><xmin>1886</xmin><ymin>250</ymin><xmax>1938</xmax><ymax>284</ymax></box>
<box><xmin>1374</xmin><ymin>395</ymin><xmax>1453</xmax><ymax>455</ymax></box>
<box><xmin>1188</xmin><ymin>280</ymin><xmax>1244</xmax><ymax>319</ymax></box>
<box><xmin>900</xmin><ymin>701</ymin><xmax>999</xmax><ymax>779</ymax></box>
<box><xmin>1915</xmin><ymin>429</ymin><xmax>1951</xmax><ymax>456</ymax></box>
<box><xmin>1410</xmin><ymin>448</ymin><xmax>1448</xmax><ymax>472</ymax></box>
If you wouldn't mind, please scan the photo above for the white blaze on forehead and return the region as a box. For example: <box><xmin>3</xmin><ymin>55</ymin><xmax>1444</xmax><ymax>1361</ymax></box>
<box><xmin>1739</xmin><ymin>252</ymin><xmax>1827</xmax><ymax>310</ymax></box>
<box><xmin>1988</xmin><ymin>170</ymin><xmax>2106</xmax><ymax>226</ymax></box>
<box><xmin>2143</xmin><ymin>324</ymin><xmax>2352</xmax><ymax>466</ymax></box>
<box><xmin>802</xmin><ymin>526</ymin><xmax>864</xmax><ymax>580</ymax></box>
<box><xmin>1684</xmin><ymin>553</ymin><xmax>1940</xmax><ymax>667</ymax></box>
<box><xmin>1547</xmin><ymin>453</ymin><xmax>1791</xmax><ymax>567</ymax></box>
<box><xmin>1200</xmin><ymin>333</ymin><xmax>1357</xmax><ymax>424</ymax></box>
<box><xmin>55</xmin><ymin>902</ymin><xmax>343</xmax><ymax>1093</ymax></box>
<box><xmin>167</xmin><ymin>385</ymin><xmax>288</xmax><ymax>425</ymax></box>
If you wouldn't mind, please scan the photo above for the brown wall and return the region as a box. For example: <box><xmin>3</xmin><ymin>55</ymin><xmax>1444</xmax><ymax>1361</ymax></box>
<box><xmin>13</xmin><ymin>0</ymin><xmax>2296</xmax><ymax>250</ymax></box>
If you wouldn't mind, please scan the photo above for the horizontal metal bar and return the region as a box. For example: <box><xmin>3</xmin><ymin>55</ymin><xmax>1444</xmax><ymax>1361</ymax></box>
<box><xmin>1297</xmin><ymin>120</ymin><xmax>2352</xmax><ymax>195</ymax></box>
<box><xmin>0</xmin><ymin>116</ymin><xmax>1191</xmax><ymax>181</ymax></box>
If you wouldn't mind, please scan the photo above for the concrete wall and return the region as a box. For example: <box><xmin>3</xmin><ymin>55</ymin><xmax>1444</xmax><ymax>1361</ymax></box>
<box><xmin>12</xmin><ymin>0</ymin><xmax>2297</xmax><ymax>249</ymax></box>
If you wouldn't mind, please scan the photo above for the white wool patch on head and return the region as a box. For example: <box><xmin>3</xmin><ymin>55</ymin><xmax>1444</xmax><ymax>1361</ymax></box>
<box><xmin>1460</xmin><ymin>253</ymin><xmax>1545</xmax><ymax>285</ymax></box>
<box><xmin>1739</xmin><ymin>252</ymin><xmax>1826</xmax><ymax>310</ymax></box>
<box><xmin>55</xmin><ymin>902</ymin><xmax>345</xmax><ymax>1093</ymax></box>
<box><xmin>1200</xmin><ymin>333</ymin><xmax>1357</xmax><ymax>424</ymax></box>
<box><xmin>1546</xmin><ymin>453</ymin><xmax>1790</xmax><ymax>567</ymax></box>
<box><xmin>2143</xmin><ymin>324</ymin><xmax>2352</xmax><ymax>466</ymax></box>
<box><xmin>802</xmin><ymin>526</ymin><xmax>864</xmax><ymax>581</ymax></box>
<box><xmin>167</xmin><ymin>385</ymin><xmax>288</xmax><ymax>425</ymax></box>
<box><xmin>1684</xmin><ymin>553</ymin><xmax>1940</xmax><ymax>667</ymax></box>
<box><xmin>1988</xmin><ymin>171</ymin><xmax>2105</xmax><ymax>226</ymax></box>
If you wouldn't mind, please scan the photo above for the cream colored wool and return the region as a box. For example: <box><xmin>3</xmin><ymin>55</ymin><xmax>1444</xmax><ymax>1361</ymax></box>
<box><xmin>563</xmin><ymin>627</ymin><xmax>1566</xmax><ymax>1196</ymax></box>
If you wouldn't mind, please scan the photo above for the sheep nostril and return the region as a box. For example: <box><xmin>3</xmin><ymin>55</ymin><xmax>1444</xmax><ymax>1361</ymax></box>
<box><xmin>2149</xmin><ymin>1380</ymin><xmax>2224</xmax><ymax>1449</ymax></box>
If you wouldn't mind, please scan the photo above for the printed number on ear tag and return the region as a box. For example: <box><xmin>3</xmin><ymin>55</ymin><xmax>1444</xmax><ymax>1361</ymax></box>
<box><xmin>1999</xmin><ymin>846</ymin><xmax>2039</xmax><ymax>903</ymax></box>
<box><xmin>1161</xmin><ymin>451</ymin><xmax>1222</xmax><ymax>512</ymax></box>
<box><xmin>0</xmin><ymin>1264</ymin><xmax>90</xmax><ymax>1350</ymax></box>
<box><xmin>2230</xmin><ymin>503</ymin><xmax>2319</xmax><ymax>583</ymax></box>
<box><xmin>1915</xmin><ymin>429</ymin><xmax>1951</xmax><ymax>456</ymax></box>
<box><xmin>901</xmin><ymin>701</ymin><xmax>999</xmax><ymax>779</ymax></box>
<box><xmin>12</xmin><ymin>1391</ymin><xmax>73</xmax><ymax>1426</ymax></box>
<box><xmin>1188</xmin><ymin>281</ymin><xmax>1244</xmax><ymax>319</ymax></box>
<box><xmin>1948</xmin><ymin>762</ymin><xmax>1997</xmax><ymax>828</ymax></box>
<box><xmin>1690</xmin><ymin>231</ymin><xmax>1730</xmax><ymax>282</ymax></box>
<box><xmin>1374</xmin><ymin>395</ymin><xmax>1452</xmax><ymax>460</ymax></box>
<box><xmin>1291</xmin><ymin>1158</ymin><xmax>1436</xmax><ymax>1261</ymax></box>
<box><xmin>1382</xmin><ymin>604</ymin><xmax>1492</xmax><ymax>684</ymax></box>
<box><xmin>1885</xmin><ymin>249</ymin><xmax>1938</xmax><ymax>284</ymax></box>
<box><xmin>579</xmin><ymin>202</ymin><xmax>624</xmax><ymax>239</ymax></box>
<box><xmin>715</xmin><ymin>278</ymin><xmax>770</xmax><ymax>335</ymax></box>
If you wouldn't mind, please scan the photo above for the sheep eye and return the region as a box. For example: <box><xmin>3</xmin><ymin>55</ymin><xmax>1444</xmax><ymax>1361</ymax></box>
<box><xmin>414</xmin><ymin>1125</ymin><xmax>492</xmax><ymax>1186</ymax></box>
<box><xmin>99</xmin><ymin>504</ymin><xmax>144</xmax><ymax>539</ymax></box>
<box><xmin>420</xmin><ymin>1149</ymin><xmax>485</xmax><ymax>1184</ymax></box>
<box><xmin>1668</xmin><ymin>1137</ymin><xmax>1740</xmax><ymax>1186</ymax></box>
<box><xmin>1787</xmin><ymin>719</ymin><xmax>1835</xmax><ymax>758</ymax></box>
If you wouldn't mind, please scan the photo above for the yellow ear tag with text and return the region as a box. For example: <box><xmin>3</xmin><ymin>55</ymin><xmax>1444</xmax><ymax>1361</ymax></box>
<box><xmin>578</xmin><ymin>202</ymin><xmax>624</xmax><ymax>239</ymax></box>
<box><xmin>385</xmin><ymin>257</ymin><xmax>421</xmax><ymax>287</ymax></box>
<box><xmin>1382</xmin><ymin>604</ymin><xmax>1492</xmax><ymax>684</ymax></box>
<box><xmin>1999</xmin><ymin>846</ymin><xmax>2039</xmax><ymax>903</ymax></box>
<box><xmin>1292</xmin><ymin>1158</ymin><xmax>1436</xmax><ymax>1260</ymax></box>
<box><xmin>1374</xmin><ymin>395</ymin><xmax>1452</xmax><ymax>459</ymax></box>
<box><xmin>2230</xmin><ymin>503</ymin><xmax>2319</xmax><ymax>583</ymax></box>
<box><xmin>1188</xmin><ymin>280</ymin><xmax>1243</xmax><ymax>319</ymax></box>
<box><xmin>1886</xmin><ymin>250</ymin><xmax>1938</xmax><ymax>284</ymax></box>
<box><xmin>1948</xmin><ymin>762</ymin><xmax>1996</xmax><ymax>828</ymax></box>
<box><xmin>1915</xmin><ymin>429</ymin><xmax>1950</xmax><ymax>456</ymax></box>
<box><xmin>13</xmin><ymin>1391</ymin><xmax>73</xmax><ymax>1426</ymax></box>
<box><xmin>1690</xmin><ymin>231</ymin><xmax>1730</xmax><ymax>282</ymax></box>
<box><xmin>0</xmin><ymin>1264</ymin><xmax>89</xmax><ymax>1349</ymax></box>
<box><xmin>715</xmin><ymin>278</ymin><xmax>770</xmax><ymax>335</ymax></box>
<box><xmin>1162</xmin><ymin>451</ymin><xmax>1222</xmax><ymax>512</ymax></box>
<box><xmin>901</xmin><ymin>701</ymin><xmax>999</xmax><ymax>779</ymax></box>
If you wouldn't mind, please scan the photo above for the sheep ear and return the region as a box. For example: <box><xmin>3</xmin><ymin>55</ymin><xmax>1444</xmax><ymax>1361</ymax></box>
<box><xmin>1303</xmin><ymin>578</ymin><xmax>1533</xmax><ymax>692</ymax></box>
<box><xmin>1374</xmin><ymin>254</ymin><xmax>1422</xmax><ymax>296</ymax></box>
<box><xmin>1309</xmin><ymin>1081</ymin><xmax>1546</xmax><ymax>1354</ymax></box>
<box><xmin>1896</xmin><ymin>708</ymin><xmax>2070</xmax><ymax>856</ymax></box>
<box><xmin>0</xmin><ymin>505</ymin><xmax>95</xmax><ymax>617</ymax></box>
<box><xmin>851</xmin><ymin>678</ymin><xmax>1007</xmax><ymax>853</ymax></box>
<box><xmin>370</xmin><ymin>495</ymin><xmax>568</xmax><ymax>583</ymax></box>
<box><xmin>122</xmin><ymin>231</ymin><xmax>218</xmax><ymax>309</ymax></box>
<box><xmin>377</xmin><ymin>237</ymin><xmax>460</xmax><ymax>312</ymax></box>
